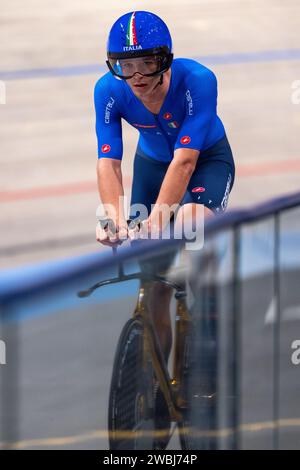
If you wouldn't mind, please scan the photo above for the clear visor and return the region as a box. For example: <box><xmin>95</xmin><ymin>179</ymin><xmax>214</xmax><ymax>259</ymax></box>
<box><xmin>107</xmin><ymin>55</ymin><xmax>162</xmax><ymax>79</ymax></box>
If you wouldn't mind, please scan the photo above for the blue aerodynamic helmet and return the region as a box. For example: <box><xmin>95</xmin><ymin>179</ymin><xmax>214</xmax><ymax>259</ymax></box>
<box><xmin>106</xmin><ymin>11</ymin><xmax>173</xmax><ymax>79</ymax></box>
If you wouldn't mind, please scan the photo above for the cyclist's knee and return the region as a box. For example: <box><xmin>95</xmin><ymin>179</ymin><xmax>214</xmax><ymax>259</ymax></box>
<box><xmin>203</xmin><ymin>205</ymin><xmax>214</xmax><ymax>217</ymax></box>
<box><xmin>139</xmin><ymin>251</ymin><xmax>176</xmax><ymax>276</ymax></box>
<box><xmin>174</xmin><ymin>202</ymin><xmax>203</xmax><ymax>227</ymax></box>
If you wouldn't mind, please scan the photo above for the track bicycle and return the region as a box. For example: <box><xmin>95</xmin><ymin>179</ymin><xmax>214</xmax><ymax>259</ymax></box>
<box><xmin>78</xmin><ymin>219</ymin><xmax>217</xmax><ymax>450</ymax></box>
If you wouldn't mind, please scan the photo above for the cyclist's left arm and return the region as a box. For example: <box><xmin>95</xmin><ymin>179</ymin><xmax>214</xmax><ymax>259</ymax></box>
<box><xmin>147</xmin><ymin>69</ymin><xmax>218</xmax><ymax>230</ymax></box>
<box><xmin>154</xmin><ymin>146</ymin><xmax>198</xmax><ymax>198</ymax></box>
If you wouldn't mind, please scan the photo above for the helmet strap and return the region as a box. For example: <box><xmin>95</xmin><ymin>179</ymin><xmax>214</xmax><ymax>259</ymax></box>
<box><xmin>152</xmin><ymin>73</ymin><xmax>164</xmax><ymax>91</ymax></box>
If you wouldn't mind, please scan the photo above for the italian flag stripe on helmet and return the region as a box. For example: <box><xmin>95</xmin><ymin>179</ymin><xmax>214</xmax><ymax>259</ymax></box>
<box><xmin>126</xmin><ymin>12</ymin><xmax>138</xmax><ymax>46</ymax></box>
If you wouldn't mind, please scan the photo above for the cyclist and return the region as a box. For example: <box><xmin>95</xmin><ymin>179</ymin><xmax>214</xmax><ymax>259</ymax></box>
<box><xmin>95</xmin><ymin>10</ymin><xmax>235</xmax><ymax>448</ymax></box>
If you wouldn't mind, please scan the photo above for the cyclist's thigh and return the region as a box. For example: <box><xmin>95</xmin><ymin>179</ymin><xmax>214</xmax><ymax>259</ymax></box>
<box><xmin>129</xmin><ymin>151</ymin><xmax>175</xmax><ymax>274</ymax></box>
<box><xmin>180</xmin><ymin>135</ymin><xmax>235</xmax><ymax>214</ymax></box>
<box><xmin>129</xmin><ymin>151</ymin><xmax>169</xmax><ymax>220</ymax></box>
<box><xmin>180</xmin><ymin>159</ymin><xmax>235</xmax><ymax>214</ymax></box>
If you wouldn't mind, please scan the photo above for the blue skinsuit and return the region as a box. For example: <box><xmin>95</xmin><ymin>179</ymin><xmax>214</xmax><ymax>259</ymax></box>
<box><xmin>94</xmin><ymin>58</ymin><xmax>235</xmax><ymax>214</ymax></box>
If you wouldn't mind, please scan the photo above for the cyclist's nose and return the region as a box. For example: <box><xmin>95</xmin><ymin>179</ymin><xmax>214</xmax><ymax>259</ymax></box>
<box><xmin>132</xmin><ymin>70</ymin><xmax>144</xmax><ymax>77</ymax></box>
<box><xmin>131</xmin><ymin>61</ymin><xmax>148</xmax><ymax>75</ymax></box>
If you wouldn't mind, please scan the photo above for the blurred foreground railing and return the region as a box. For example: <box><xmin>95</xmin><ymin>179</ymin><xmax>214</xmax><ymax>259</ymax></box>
<box><xmin>188</xmin><ymin>190</ymin><xmax>300</xmax><ymax>450</ymax></box>
<box><xmin>0</xmin><ymin>191</ymin><xmax>300</xmax><ymax>449</ymax></box>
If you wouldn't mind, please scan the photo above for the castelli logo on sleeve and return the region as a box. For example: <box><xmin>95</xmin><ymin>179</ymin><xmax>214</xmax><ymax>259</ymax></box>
<box><xmin>180</xmin><ymin>136</ymin><xmax>191</xmax><ymax>145</ymax></box>
<box><xmin>163</xmin><ymin>112</ymin><xmax>172</xmax><ymax>120</ymax></box>
<box><xmin>101</xmin><ymin>144</ymin><xmax>111</xmax><ymax>153</ymax></box>
<box><xmin>192</xmin><ymin>186</ymin><xmax>206</xmax><ymax>193</ymax></box>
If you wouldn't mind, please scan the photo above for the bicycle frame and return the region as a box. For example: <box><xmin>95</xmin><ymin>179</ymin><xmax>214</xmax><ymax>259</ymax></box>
<box><xmin>78</xmin><ymin>250</ymin><xmax>192</xmax><ymax>425</ymax></box>
<box><xmin>132</xmin><ymin>277</ymin><xmax>192</xmax><ymax>423</ymax></box>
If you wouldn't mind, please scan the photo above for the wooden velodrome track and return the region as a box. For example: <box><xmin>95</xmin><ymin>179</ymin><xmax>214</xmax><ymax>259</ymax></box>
<box><xmin>0</xmin><ymin>0</ymin><xmax>299</xmax><ymax>268</ymax></box>
<box><xmin>0</xmin><ymin>0</ymin><xmax>300</xmax><ymax>450</ymax></box>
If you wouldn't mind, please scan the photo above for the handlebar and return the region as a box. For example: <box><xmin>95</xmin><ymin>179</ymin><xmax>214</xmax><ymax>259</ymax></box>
<box><xmin>77</xmin><ymin>269</ymin><xmax>185</xmax><ymax>299</ymax></box>
<box><xmin>77</xmin><ymin>217</ymin><xmax>186</xmax><ymax>299</ymax></box>
<box><xmin>98</xmin><ymin>217</ymin><xmax>142</xmax><ymax>257</ymax></box>
<box><xmin>98</xmin><ymin>217</ymin><xmax>142</xmax><ymax>233</ymax></box>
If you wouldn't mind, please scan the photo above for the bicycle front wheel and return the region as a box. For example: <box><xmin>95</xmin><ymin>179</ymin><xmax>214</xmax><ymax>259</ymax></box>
<box><xmin>108</xmin><ymin>317</ymin><xmax>156</xmax><ymax>450</ymax></box>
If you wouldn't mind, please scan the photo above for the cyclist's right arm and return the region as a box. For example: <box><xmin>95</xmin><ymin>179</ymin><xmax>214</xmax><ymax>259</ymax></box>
<box><xmin>96</xmin><ymin>159</ymin><xmax>128</xmax><ymax>245</ymax></box>
<box><xmin>94</xmin><ymin>77</ymin><xmax>127</xmax><ymax>246</ymax></box>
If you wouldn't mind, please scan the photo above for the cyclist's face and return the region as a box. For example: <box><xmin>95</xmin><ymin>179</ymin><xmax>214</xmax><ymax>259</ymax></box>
<box><xmin>124</xmin><ymin>57</ymin><xmax>161</xmax><ymax>97</ymax></box>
